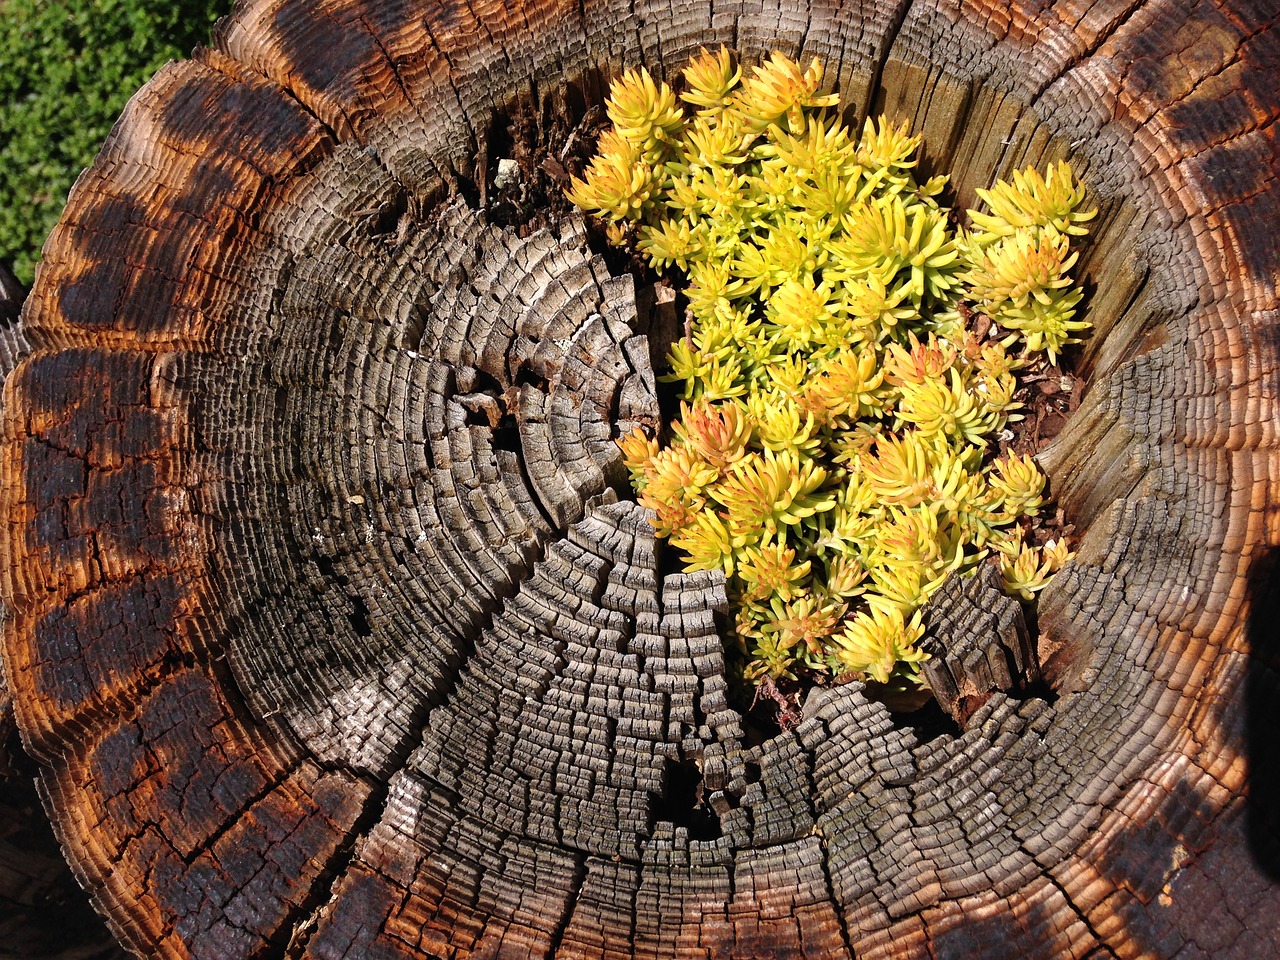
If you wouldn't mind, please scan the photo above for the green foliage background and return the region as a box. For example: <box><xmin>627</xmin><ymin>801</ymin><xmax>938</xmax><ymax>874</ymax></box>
<box><xmin>0</xmin><ymin>0</ymin><xmax>230</xmax><ymax>287</ymax></box>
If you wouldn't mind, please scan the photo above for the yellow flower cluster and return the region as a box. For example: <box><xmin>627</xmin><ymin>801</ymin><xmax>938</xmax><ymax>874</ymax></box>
<box><xmin>573</xmin><ymin>49</ymin><xmax>1092</xmax><ymax>688</ymax></box>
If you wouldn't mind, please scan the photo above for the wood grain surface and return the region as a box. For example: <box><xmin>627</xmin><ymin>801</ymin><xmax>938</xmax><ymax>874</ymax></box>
<box><xmin>2</xmin><ymin>0</ymin><xmax>1278</xmax><ymax>957</ymax></box>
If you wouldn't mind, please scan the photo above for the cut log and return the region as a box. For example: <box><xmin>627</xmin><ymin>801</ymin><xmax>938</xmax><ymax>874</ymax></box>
<box><xmin>2</xmin><ymin>1</ymin><xmax>1279</xmax><ymax>958</ymax></box>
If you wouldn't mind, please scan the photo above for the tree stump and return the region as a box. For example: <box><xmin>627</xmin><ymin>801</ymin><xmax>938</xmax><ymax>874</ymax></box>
<box><xmin>3</xmin><ymin>1</ymin><xmax>1279</xmax><ymax>957</ymax></box>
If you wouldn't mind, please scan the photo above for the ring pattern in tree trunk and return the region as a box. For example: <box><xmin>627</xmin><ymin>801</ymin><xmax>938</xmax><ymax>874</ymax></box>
<box><xmin>2</xmin><ymin>0</ymin><xmax>1279</xmax><ymax>957</ymax></box>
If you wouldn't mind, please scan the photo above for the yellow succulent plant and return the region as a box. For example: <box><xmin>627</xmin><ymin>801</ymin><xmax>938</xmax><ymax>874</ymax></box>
<box><xmin>968</xmin><ymin>159</ymin><xmax>1096</xmax><ymax>242</ymax></box>
<box><xmin>732</xmin><ymin>51</ymin><xmax>839</xmax><ymax>135</ymax></box>
<box><xmin>604</xmin><ymin>66</ymin><xmax>686</xmax><ymax>152</ymax></box>
<box><xmin>988</xmin><ymin>452</ymin><xmax>1048</xmax><ymax>518</ymax></box>
<box><xmin>998</xmin><ymin>531</ymin><xmax>1074</xmax><ymax>600</ymax></box>
<box><xmin>564</xmin><ymin>129</ymin><xmax>664</xmax><ymax>221</ymax></box>
<box><xmin>570</xmin><ymin>50</ymin><xmax>1093</xmax><ymax>689</ymax></box>
<box><xmin>738</xmin><ymin>542</ymin><xmax>812</xmax><ymax>602</ymax></box>
<box><xmin>803</xmin><ymin>348</ymin><xmax>885</xmax><ymax>426</ymax></box>
<box><xmin>670</xmin><ymin>399</ymin><xmax>752</xmax><ymax>470</ymax></box>
<box><xmin>681</xmin><ymin>46</ymin><xmax>742</xmax><ymax>117</ymax></box>
<box><xmin>831</xmin><ymin>606</ymin><xmax>928</xmax><ymax>684</ymax></box>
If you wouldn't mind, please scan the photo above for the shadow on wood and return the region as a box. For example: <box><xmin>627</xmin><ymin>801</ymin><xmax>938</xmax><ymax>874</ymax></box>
<box><xmin>1247</xmin><ymin>545</ymin><xmax>1280</xmax><ymax>883</ymax></box>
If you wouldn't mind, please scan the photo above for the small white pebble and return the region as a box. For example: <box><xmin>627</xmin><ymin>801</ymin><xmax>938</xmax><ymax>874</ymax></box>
<box><xmin>495</xmin><ymin>158</ymin><xmax>521</xmax><ymax>189</ymax></box>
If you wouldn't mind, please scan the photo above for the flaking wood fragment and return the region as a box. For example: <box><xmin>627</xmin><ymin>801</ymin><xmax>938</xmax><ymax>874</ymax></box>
<box><xmin>921</xmin><ymin>567</ymin><xmax>1041</xmax><ymax>727</ymax></box>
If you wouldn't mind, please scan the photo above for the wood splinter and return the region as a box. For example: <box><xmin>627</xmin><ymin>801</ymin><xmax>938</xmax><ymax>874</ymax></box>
<box><xmin>921</xmin><ymin>565</ymin><xmax>1043</xmax><ymax>727</ymax></box>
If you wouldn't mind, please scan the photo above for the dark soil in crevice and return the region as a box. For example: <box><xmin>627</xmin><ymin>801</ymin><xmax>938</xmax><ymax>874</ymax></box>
<box><xmin>480</xmin><ymin>87</ymin><xmax>607</xmax><ymax>239</ymax></box>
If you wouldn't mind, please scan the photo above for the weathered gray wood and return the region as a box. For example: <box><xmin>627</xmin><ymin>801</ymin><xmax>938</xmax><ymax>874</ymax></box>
<box><xmin>921</xmin><ymin>567</ymin><xmax>1039</xmax><ymax>726</ymax></box>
